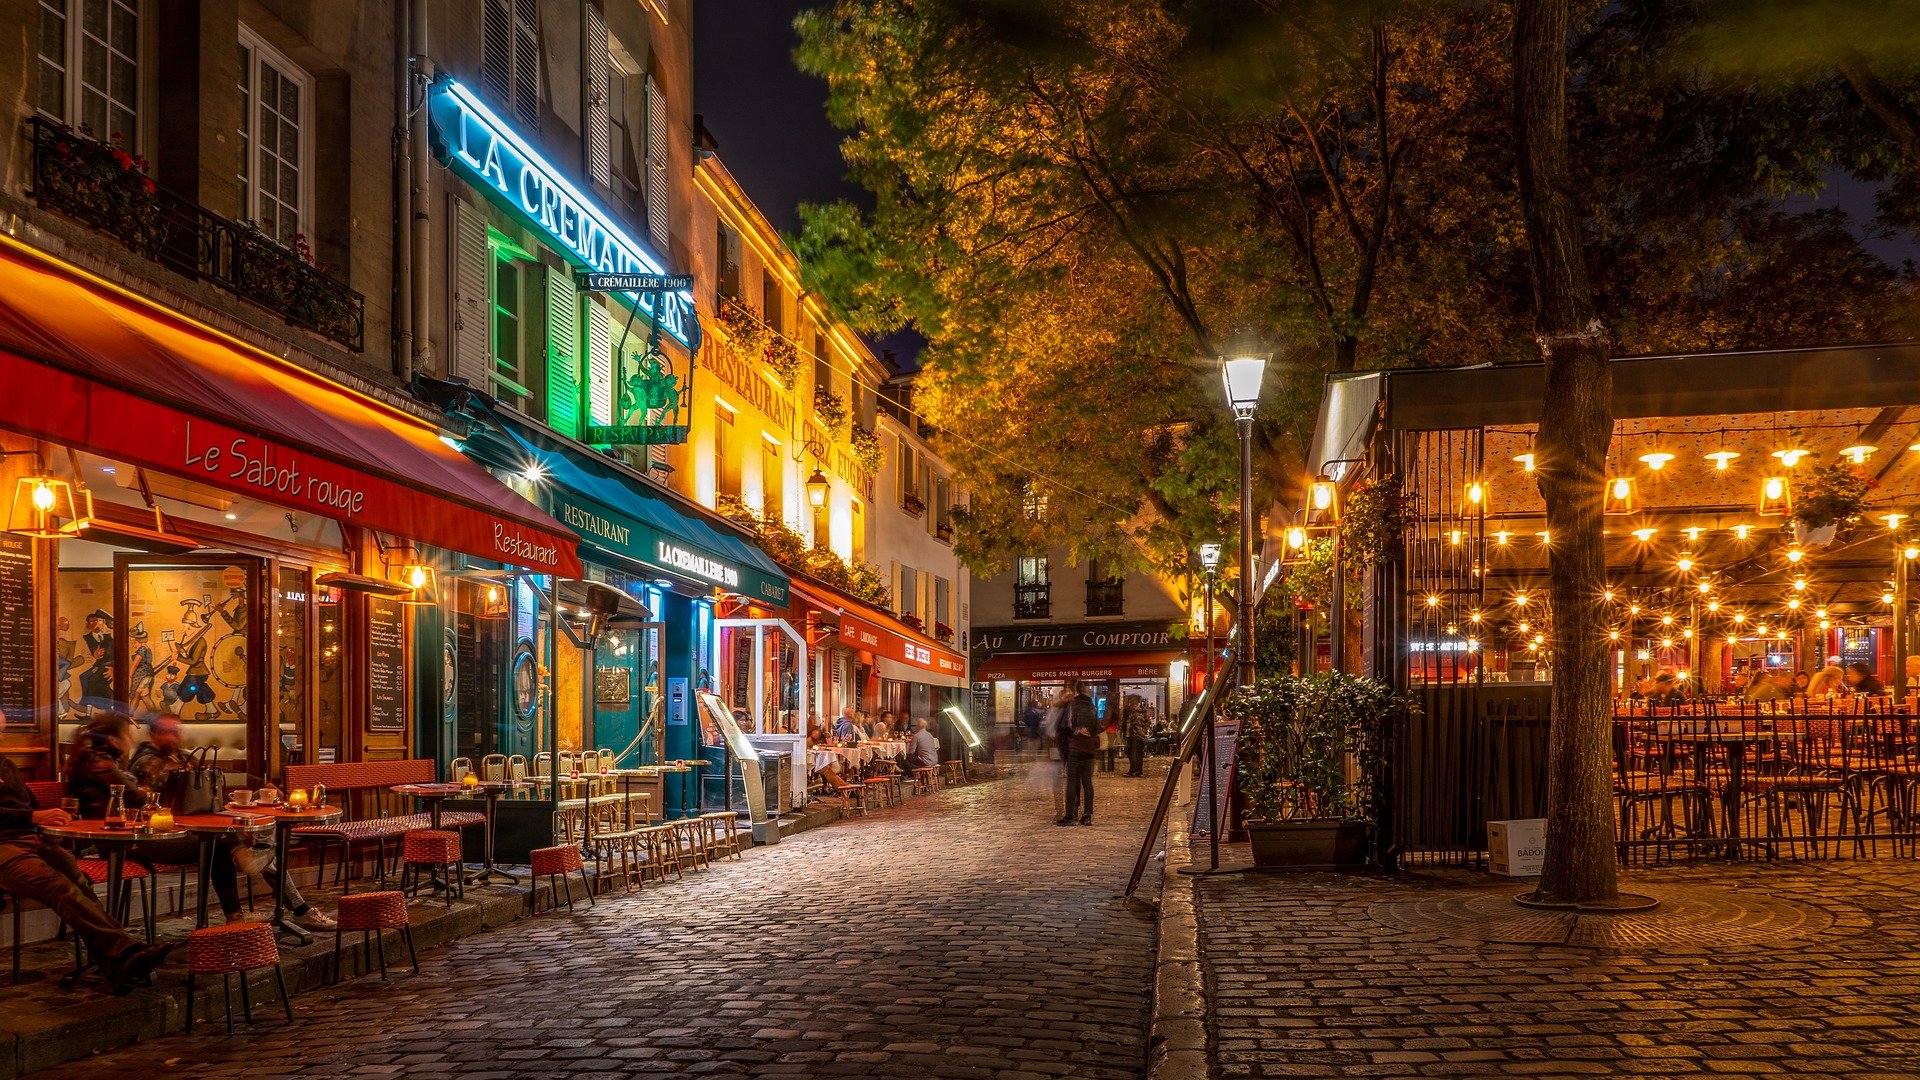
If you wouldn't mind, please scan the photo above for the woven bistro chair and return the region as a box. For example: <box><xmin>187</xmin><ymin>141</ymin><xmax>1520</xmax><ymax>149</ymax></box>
<box><xmin>185</xmin><ymin>921</ymin><xmax>293</xmax><ymax>1034</ymax></box>
<box><xmin>528</xmin><ymin>845</ymin><xmax>594</xmax><ymax>913</ymax></box>
<box><xmin>329</xmin><ymin>890</ymin><xmax>417</xmax><ymax>983</ymax></box>
<box><xmin>399</xmin><ymin>830</ymin><xmax>465</xmax><ymax>908</ymax></box>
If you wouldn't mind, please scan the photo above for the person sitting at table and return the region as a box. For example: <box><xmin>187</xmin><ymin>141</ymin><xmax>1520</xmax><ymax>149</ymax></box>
<box><xmin>1808</xmin><ymin>664</ymin><xmax>1846</xmax><ymax>697</ymax></box>
<box><xmin>909</xmin><ymin>718</ymin><xmax>940</xmax><ymax>771</ymax></box>
<box><xmin>871</xmin><ymin>712</ymin><xmax>894</xmax><ymax>740</ymax></box>
<box><xmin>833</xmin><ymin>706</ymin><xmax>864</xmax><ymax>744</ymax></box>
<box><xmin>1845</xmin><ymin>663</ymin><xmax>1888</xmax><ymax>696</ymax></box>
<box><xmin>66</xmin><ymin>712</ymin><xmax>155</xmax><ymax>817</ymax></box>
<box><xmin>1645</xmin><ymin>672</ymin><xmax>1685</xmax><ymax>706</ymax></box>
<box><xmin>0</xmin><ymin>754</ymin><xmax>174</xmax><ymax>994</ymax></box>
<box><xmin>1746</xmin><ymin>671</ymin><xmax>1793</xmax><ymax>703</ymax></box>
<box><xmin>130</xmin><ymin>715</ymin><xmax>334</xmax><ymax>932</ymax></box>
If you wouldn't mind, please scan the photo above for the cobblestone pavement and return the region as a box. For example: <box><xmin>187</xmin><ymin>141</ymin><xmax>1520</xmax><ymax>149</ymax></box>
<box><xmin>1196</xmin><ymin>857</ymin><xmax>1920</xmax><ymax>1078</ymax></box>
<box><xmin>38</xmin><ymin>763</ymin><xmax>1166</xmax><ymax>1079</ymax></box>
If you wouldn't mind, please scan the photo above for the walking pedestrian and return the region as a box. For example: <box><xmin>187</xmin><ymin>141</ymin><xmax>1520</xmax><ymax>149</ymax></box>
<box><xmin>1121</xmin><ymin>694</ymin><xmax>1150</xmax><ymax>776</ymax></box>
<box><xmin>1101</xmin><ymin>716</ymin><xmax>1121</xmax><ymax>772</ymax></box>
<box><xmin>1056</xmin><ymin>682</ymin><xmax>1100</xmax><ymax>826</ymax></box>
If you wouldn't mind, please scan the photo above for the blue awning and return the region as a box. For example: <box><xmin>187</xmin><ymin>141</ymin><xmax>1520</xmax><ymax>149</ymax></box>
<box><xmin>478</xmin><ymin>418</ymin><xmax>789</xmax><ymax>605</ymax></box>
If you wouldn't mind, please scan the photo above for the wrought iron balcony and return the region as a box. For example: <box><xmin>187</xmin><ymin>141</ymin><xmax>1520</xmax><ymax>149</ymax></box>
<box><xmin>28</xmin><ymin>118</ymin><xmax>364</xmax><ymax>351</ymax></box>
<box><xmin>1086</xmin><ymin>579</ymin><xmax>1126</xmax><ymax>617</ymax></box>
<box><xmin>1013</xmin><ymin>583</ymin><xmax>1052</xmax><ymax>620</ymax></box>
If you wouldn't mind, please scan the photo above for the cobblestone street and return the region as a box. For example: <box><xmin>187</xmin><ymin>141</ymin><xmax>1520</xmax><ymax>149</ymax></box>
<box><xmin>36</xmin><ymin>766</ymin><xmax>1165</xmax><ymax>1079</ymax></box>
<box><xmin>1195</xmin><ymin>858</ymin><xmax>1920</xmax><ymax>1078</ymax></box>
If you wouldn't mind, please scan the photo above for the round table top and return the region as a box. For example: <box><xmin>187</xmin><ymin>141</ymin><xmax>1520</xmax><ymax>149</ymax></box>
<box><xmin>38</xmin><ymin>819</ymin><xmax>183</xmax><ymax>842</ymax></box>
<box><xmin>173</xmin><ymin>812</ymin><xmax>276</xmax><ymax>834</ymax></box>
<box><xmin>392</xmin><ymin>783</ymin><xmax>469</xmax><ymax>796</ymax></box>
<box><xmin>220</xmin><ymin>803</ymin><xmax>343</xmax><ymax>825</ymax></box>
<box><xmin>1662</xmin><ymin>730</ymin><xmax>1804</xmax><ymax>744</ymax></box>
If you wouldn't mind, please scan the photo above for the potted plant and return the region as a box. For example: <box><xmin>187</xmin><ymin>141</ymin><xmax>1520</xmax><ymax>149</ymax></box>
<box><xmin>902</xmin><ymin>490</ymin><xmax>926</xmax><ymax>517</ymax></box>
<box><xmin>1230</xmin><ymin>672</ymin><xmax>1407</xmax><ymax>870</ymax></box>
<box><xmin>1792</xmin><ymin>462</ymin><xmax>1872</xmax><ymax>544</ymax></box>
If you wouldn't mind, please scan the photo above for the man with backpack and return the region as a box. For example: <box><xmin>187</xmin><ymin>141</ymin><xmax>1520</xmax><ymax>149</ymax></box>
<box><xmin>1055</xmin><ymin>682</ymin><xmax>1101</xmax><ymax>826</ymax></box>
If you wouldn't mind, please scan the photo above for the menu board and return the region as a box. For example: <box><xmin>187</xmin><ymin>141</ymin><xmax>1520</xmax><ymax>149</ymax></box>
<box><xmin>0</xmin><ymin>533</ymin><xmax>32</xmax><ymax>728</ymax></box>
<box><xmin>366</xmin><ymin>596</ymin><xmax>406</xmax><ymax>732</ymax></box>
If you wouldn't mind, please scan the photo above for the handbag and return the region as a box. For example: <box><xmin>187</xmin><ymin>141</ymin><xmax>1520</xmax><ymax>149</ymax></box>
<box><xmin>165</xmin><ymin>745</ymin><xmax>226</xmax><ymax>814</ymax></box>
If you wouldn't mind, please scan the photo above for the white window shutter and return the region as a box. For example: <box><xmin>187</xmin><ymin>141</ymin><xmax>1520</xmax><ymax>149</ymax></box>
<box><xmin>586</xmin><ymin>298</ymin><xmax>614</xmax><ymax>427</ymax></box>
<box><xmin>451</xmin><ymin>198</ymin><xmax>491</xmax><ymax>389</ymax></box>
<box><xmin>545</xmin><ymin>265</ymin><xmax>581</xmax><ymax>437</ymax></box>
<box><xmin>584</xmin><ymin>3</ymin><xmax>610</xmax><ymax>189</ymax></box>
<box><xmin>645</xmin><ymin>74</ymin><xmax>669</xmax><ymax>251</ymax></box>
<box><xmin>482</xmin><ymin>0</ymin><xmax>512</xmax><ymax>110</ymax></box>
<box><xmin>511</xmin><ymin>0</ymin><xmax>540</xmax><ymax>130</ymax></box>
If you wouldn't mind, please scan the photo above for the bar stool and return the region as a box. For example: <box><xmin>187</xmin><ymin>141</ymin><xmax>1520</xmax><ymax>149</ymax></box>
<box><xmin>639</xmin><ymin>825</ymin><xmax>684</xmax><ymax>883</ymax></box>
<box><xmin>399</xmin><ymin>830</ymin><xmax>465</xmax><ymax>908</ymax></box>
<box><xmin>912</xmin><ymin>766</ymin><xmax>940</xmax><ymax>794</ymax></box>
<box><xmin>698</xmin><ymin>812</ymin><xmax>745</xmax><ymax>861</ymax></box>
<box><xmin>529</xmin><ymin>844</ymin><xmax>594</xmax><ymax>912</ymax></box>
<box><xmin>184</xmin><ymin>921</ymin><xmax>293</xmax><ymax>1034</ymax></box>
<box><xmin>669</xmin><ymin>819</ymin><xmax>710</xmax><ymax>870</ymax></box>
<box><xmin>584</xmin><ymin>831</ymin><xmax>642</xmax><ymax>895</ymax></box>
<box><xmin>330</xmin><ymin>890</ymin><xmax>417</xmax><ymax>983</ymax></box>
<box><xmin>75</xmin><ymin>858</ymin><xmax>156</xmax><ymax>943</ymax></box>
<box><xmin>862</xmin><ymin>776</ymin><xmax>896</xmax><ymax>809</ymax></box>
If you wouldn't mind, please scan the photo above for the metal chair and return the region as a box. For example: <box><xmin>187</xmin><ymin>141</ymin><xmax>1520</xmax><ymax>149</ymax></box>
<box><xmin>481</xmin><ymin>753</ymin><xmax>508</xmax><ymax>782</ymax></box>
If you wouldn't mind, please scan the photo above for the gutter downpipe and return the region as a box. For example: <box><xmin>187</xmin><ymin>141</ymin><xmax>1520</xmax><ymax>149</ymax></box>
<box><xmin>392</xmin><ymin>0</ymin><xmax>413</xmax><ymax>382</ymax></box>
<box><xmin>408</xmin><ymin>0</ymin><xmax>434</xmax><ymax>383</ymax></box>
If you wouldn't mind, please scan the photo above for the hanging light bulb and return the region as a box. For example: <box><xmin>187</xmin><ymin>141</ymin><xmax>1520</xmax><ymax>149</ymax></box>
<box><xmin>1469</xmin><ymin>609</ymin><xmax>1483</xmax><ymax>624</ymax></box>
<box><xmin>1448</xmin><ymin>529</ymin><xmax>1463</xmax><ymax>546</ymax></box>
<box><xmin>1705</xmin><ymin>450</ymin><xmax>1741</xmax><ymax>470</ymax></box>
<box><xmin>1661</xmin><ymin>613</ymin><xmax>1675</xmax><ymax>626</ymax></box>
<box><xmin>1533</xmin><ymin>634</ymin><xmax>1546</xmax><ymax>647</ymax></box>
<box><xmin>1518</xmin><ymin>620</ymin><xmax>1531</xmax><ymax>634</ymax></box>
<box><xmin>1733</xmin><ymin>611</ymin><xmax>1748</xmax><ymax>624</ymax></box>
<box><xmin>1732</xmin><ymin>524</ymin><xmax>1754</xmax><ymax>540</ymax></box>
<box><xmin>1792</xmin><ymin>577</ymin><xmax>1807</xmax><ymax>591</ymax></box>
<box><xmin>1493</xmin><ymin>530</ymin><xmax>1512</xmax><ymax>546</ymax></box>
<box><xmin>1758</xmin><ymin>476</ymin><xmax>1792</xmax><ymax>517</ymax></box>
<box><xmin>1786</xmin><ymin>546</ymin><xmax>1806</xmax><ymax>564</ymax></box>
<box><xmin>1676</xmin><ymin>551</ymin><xmax>1696</xmax><ymax>573</ymax></box>
<box><xmin>1425</xmin><ymin>594</ymin><xmax>1441</xmax><ymax>608</ymax></box>
<box><xmin>1685</xmin><ymin>526</ymin><xmax>1703</xmax><ymax>543</ymax></box>
<box><xmin>1536</xmin><ymin>530</ymin><xmax>1551</xmax><ymax>545</ymax></box>
<box><xmin>1707</xmin><ymin>599</ymin><xmax>1721</xmax><ymax>612</ymax></box>
<box><xmin>1639</xmin><ymin>451</ymin><xmax>1675</xmax><ymax>471</ymax></box>
<box><xmin>1820</xmin><ymin>618</ymin><xmax>1831</xmax><ymax>630</ymax></box>
<box><xmin>1632</xmin><ymin>527</ymin><xmax>1657</xmax><ymax>542</ymax></box>
<box><xmin>1445</xmin><ymin>623</ymin><xmax>1458</xmax><ymax>635</ymax></box>
<box><xmin>1466</xmin><ymin>638</ymin><xmax>1480</xmax><ymax>652</ymax></box>
<box><xmin>1841</xmin><ymin>443</ymin><xmax>1878</xmax><ymax>465</ymax></box>
<box><xmin>1788</xmin><ymin>597</ymin><xmax>1802</xmax><ymax>611</ymax></box>
<box><xmin>1683</xmin><ymin>627</ymin><xmax>1694</xmax><ymax>639</ymax></box>
<box><xmin>1608</xmin><ymin>628</ymin><xmax>1622</xmax><ymax>642</ymax></box>
<box><xmin>1629</xmin><ymin>603</ymin><xmax>1642</xmax><ymax>616</ymax></box>
<box><xmin>1604</xmin><ymin>588</ymin><xmax>1616</xmax><ymax>602</ymax></box>
<box><xmin>1816</xmin><ymin>606</ymin><xmax>1829</xmax><ymax>619</ymax></box>
<box><xmin>1907</xmin><ymin>544</ymin><xmax>1920</xmax><ymax>561</ymax></box>
<box><xmin>1772</xmin><ymin>447</ymin><xmax>1811</xmax><ymax>468</ymax></box>
<box><xmin>1463</xmin><ymin>480</ymin><xmax>1490</xmax><ymax>513</ymax></box>
<box><xmin>1307</xmin><ymin>473</ymin><xmax>1340</xmax><ymax>525</ymax></box>
<box><xmin>1883</xmin><ymin>513</ymin><xmax>1908</xmax><ymax>531</ymax></box>
<box><xmin>1513</xmin><ymin>592</ymin><xmax>1530</xmax><ymax>607</ymax></box>
<box><xmin>1697</xmin><ymin>579</ymin><xmax>1714</xmax><ymax>594</ymax></box>
<box><xmin>1885</xmin><ymin>590</ymin><xmax>1898</xmax><ymax>605</ymax></box>
<box><xmin>1513</xmin><ymin>452</ymin><xmax>1536</xmax><ymax>473</ymax></box>
<box><xmin>1776</xmin><ymin>628</ymin><xmax>1790</xmax><ymax>641</ymax></box>
<box><xmin>1604</xmin><ymin>476</ymin><xmax>1637</xmax><ymax>515</ymax></box>
<box><xmin>1661</xmin><ymin>636</ymin><xmax>1675</xmax><ymax>649</ymax></box>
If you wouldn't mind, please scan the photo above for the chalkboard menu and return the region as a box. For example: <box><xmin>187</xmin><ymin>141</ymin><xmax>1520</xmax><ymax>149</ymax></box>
<box><xmin>367</xmin><ymin>596</ymin><xmax>406</xmax><ymax>732</ymax></box>
<box><xmin>0</xmin><ymin>533</ymin><xmax>32</xmax><ymax>728</ymax></box>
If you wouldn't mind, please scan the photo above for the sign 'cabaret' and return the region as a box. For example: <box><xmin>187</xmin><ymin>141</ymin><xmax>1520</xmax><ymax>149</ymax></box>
<box><xmin>429</xmin><ymin>79</ymin><xmax>693</xmax><ymax>348</ymax></box>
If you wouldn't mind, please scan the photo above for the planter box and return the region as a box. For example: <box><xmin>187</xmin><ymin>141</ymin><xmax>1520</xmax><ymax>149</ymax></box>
<box><xmin>1488</xmin><ymin>817</ymin><xmax>1546</xmax><ymax>877</ymax></box>
<box><xmin>1246</xmin><ymin>820</ymin><xmax>1369</xmax><ymax>871</ymax></box>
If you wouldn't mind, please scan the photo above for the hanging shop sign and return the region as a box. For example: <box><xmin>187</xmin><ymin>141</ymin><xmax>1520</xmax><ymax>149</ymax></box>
<box><xmin>428</xmin><ymin>78</ymin><xmax>694</xmax><ymax>349</ymax></box>
<box><xmin>970</xmin><ymin>621</ymin><xmax>1178</xmax><ymax>660</ymax></box>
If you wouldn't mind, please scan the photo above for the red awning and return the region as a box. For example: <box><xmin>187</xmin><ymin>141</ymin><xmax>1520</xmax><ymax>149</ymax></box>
<box><xmin>972</xmin><ymin>650</ymin><xmax>1184</xmax><ymax>682</ymax></box>
<box><xmin>0</xmin><ymin>240</ymin><xmax>581</xmax><ymax>576</ymax></box>
<box><xmin>829</xmin><ymin>607</ymin><xmax>967</xmax><ymax>680</ymax></box>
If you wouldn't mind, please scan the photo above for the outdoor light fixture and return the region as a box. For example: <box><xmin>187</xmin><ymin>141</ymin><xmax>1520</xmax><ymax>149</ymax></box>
<box><xmin>1536</xmin><ymin>531</ymin><xmax>1551</xmax><ymax>544</ymax></box>
<box><xmin>7</xmin><ymin>472</ymin><xmax>77</xmax><ymax>538</ymax></box>
<box><xmin>1884</xmin><ymin>513</ymin><xmax>1908</xmax><ymax>531</ymax></box>
<box><xmin>1518</xmin><ymin>621</ymin><xmax>1531</xmax><ymax>634</ymax></box>
<box><xmin>1463</xmin><ymin>480</ymin><xmax>1490</xmax><ymax>514</ymax></box>
<box><xmin>1448</xmin><ymin>529</ymin><xmax>1463</xmax><ymax>545</ymax></box>
<box><xmin>1513</xmin><ymin>452</ymin><xmax>1536</xmax><ymax>472</ymax></box>
<box><xmin>1604</xmin><ymin>476</ymin><xmax>1637</xmax><ymax>515</ymax></box>
<box><xmin>396</xmin><ymin>563</ymin><xmax>438</xmax><ymax>606</ymax></box>
<box><xmin>1683</xmin><ymin>628</ymin><xmax>1695</xmax><ymax>639</ymax></box>
<box><xmin>1307</xmin><ymin>473</ymin><xmax>1340</xmax><ymax>525</ymax></box>
<box><xmin>805</xmin><ymin>467</ymin><xmax>831</xmax><ymax>508</ymax></box>
<box><xmin>1788</xmin><ymin>597</ymin><xmax>1802</xmax><ymax>610</ymax></box>
<box><xmin>1793</xmin><ymin>577</ymin><xmax>1808</xmax><ymax>591</ymax></box>
<box><xmin>1733</xmin><ymin>611</ymin><xmax>1748</xmax><ymax>624</ymax></box>
<box><xmin>1705</xmin><ymin>450</ymin><xmax>1740</xmax><ymax>470</ymax></box>
<box><xmin>1708</xmin><ymin>599</ymin><xmax>1721</xmax><ymax>611</ymax></box>
<box><xmin>1198</xmin><ymin>541</ymin><xmax>1224</xmax><ymax>570</ymax></box>
<box><xmin>1282</xmin><ymin>526</ymin><xmax>1307</xmax><ymax>554</ymax></box>
<box><xmin>1676</xmin><ymin>552</ymin><xmax>1696</xmax><ymax>573</ymax></box>
<box><xmin>1732</xmin><ymin>524</ymin><xmax>1753</xmax><ymax>540</ymax></box>
<box><xmin>942</xmin><ymin>706</ymin><xmax>983</xmax><ymax>749</ymax></box>
<box><xmin>1609</xmin><ymin>629</ymin><xmax>1621</xmax><ymax>641</ymax></box>
<box><xmin>1842</xmin><ymin>444</ymin><xmax>1878</xmax><ymax>465</ymax></box>
<box><xmin>1661</xmin><ymin>613</ymin><xmax>1675</xmax><ymax>626</ymax></box>
<box><xmin>481</xmin><ymin>583</ymin><xmax>510</xmax><ymax>620</ymax></box>
<box><xmin>1469</xmin><ymin>609</ymin><xmax>1484</xmax><ymax>623</ymax></box>
<box><xmin>1772</xmin><ymin>447</ymin><xmax>1811</xmax><ymax>468</ymax></box>
<box><xmin>1220</xmin><ymin>354</ymin><xmax>1268</xmax><ymax>417</ymax></box>
<box><xmin>1786</xmin><ymin>546</ymin><xmax>1806</xmax><ymax>563</ymax></box>
<box><xmin>1662</xmin><ymin>637</ymin><xmax>1675</xmax><ymax>649</ymax></box>
<box><xmin>1513</xmin><ymin>592</ymin><xmax>1530</xmax><ymax>607</ymax></box>
<box><xmin>1758</xmin><ymin>476</ymin><xmax>1792</xmax><ymax>516</ymax></box>
<box><xmin>1425</xmin><ymin>593</ymin><xmax>1441</xmax><ymax>608</ymax></box>
<box><xmin>1632</xmin><ymin>527</ymin><xmax>1657</xmax><ymax>542</ymax></box>
<box><xmin>1698</xmin><ymin>579</ymin><xmax>1714</xmax><ymax>594</ymax></box>
<box><xmin>1493</xmin><ymin>530</ymin><xmax>1512</xmax><ymax>545</ymax></box>
<box><xmin>1685</xmin><ymin>526</ymin><xmax>1703</xmax><ymax>542</ymax></box>
<box><xmin>522</xmin><ymin>462</ymin><xmax>547</xmax><ymax>483</ymax></box>
<box><xmin>1906</xmin><ymin>545</ymin><xmax>1920</xmax><ymax>561</ymax></box>
<box><xmin>1639</xmin><ymin>451</ymin><xmax>1675</xmax><ymax>471</ymax></box>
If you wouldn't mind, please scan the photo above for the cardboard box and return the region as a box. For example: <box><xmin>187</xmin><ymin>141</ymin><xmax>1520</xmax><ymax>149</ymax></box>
<box><xmin>1488</xmin><ymin>818</ymin><xmax>1546</xmax><ymax>877</ymax></box>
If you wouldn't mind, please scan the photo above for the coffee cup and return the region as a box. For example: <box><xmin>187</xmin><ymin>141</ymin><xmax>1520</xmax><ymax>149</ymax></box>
<box><xmin>231</xmin><ymin>789</ymin><xmax>255</xmax><ymax>806</ymax></box>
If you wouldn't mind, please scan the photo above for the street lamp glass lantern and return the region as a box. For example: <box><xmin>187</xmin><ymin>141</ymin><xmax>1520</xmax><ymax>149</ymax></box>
<box><xmin>806</xmin><ymin>467</ymin><xmax>831</xmax><ymax>508</ymax></box>
<box><xmin>1307</xmin><ymin>472</ymin><xmax>1340</xmax><ymax>525</ymax></box>
<box><xmin>1198</xmin><ymin>542</ymin><xmax>1223</xmax><ymax>570</ymax></box>
<box><xmin>1219</xmin><ymin>354</ymin><xmax>1268</xmax><ymax>416</ymax></box>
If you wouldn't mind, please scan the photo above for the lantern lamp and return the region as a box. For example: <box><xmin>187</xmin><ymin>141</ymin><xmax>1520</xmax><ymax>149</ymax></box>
<box><xmin>1307</xmin><ymin>473</ymin><xmax>1340</xmax><ymax>525</ymax></box>
<box><xmin>1758</xmin><ymin>476</ymin><xmax>1792</xmax><ymax>517</ymax></box>
<box><xmin>1883</xmin><ymin>513</ymin><xmax>1908</xmax><ymax>531</ymax></box>
<box><xmin>1705</xmin><ymin>450</ymin><xmax>1740</xmax><ymax>470</ymax></box>
<box><xmin>1198</xmin><ymin>541</ymin><xmax>1224</xmax><ymax>570</ymax></box>
<box><xmin>805</xmin><ymin>467</ymin><xmax>831</xmax><ymax>508</ymax></box>
<box><xmin>1604</xmin><ymin>476</ymin><xmax>1637</xmax><ymax>515</ymax></box>
<box><xmin>1220</xmin><ymin>354</ymin><xmax>1268</xmax><ymax>418</ymax></box>
<box><xmin>8</xmin><ymin>474</ymin><xmax>77</xmax><ymax>539</ymax></box>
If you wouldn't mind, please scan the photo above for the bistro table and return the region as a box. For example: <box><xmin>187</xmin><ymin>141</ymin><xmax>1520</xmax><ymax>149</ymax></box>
<box><xmin>1661</xmin><ymin>727</ymin><xmax>1802</xmax><ymax>857</ymax></box>
<box><xmin>390</xmin><ymin>782</ymin><xmax>470</xmax><ymax>829</ymax></box>
<box><xmin>242</xmin><ymin>803</ymin><xmax>343</xmax><ymax>944</ymax></box>
<box><xmin>173</xmin><ymin>812</ymin><xmax>276</xmax><ymax>929</ymax></box>
<box><xmin>37</xmin><ymin>819</ymin><xmax>179</xmax><ymax>935</ymax></box>
<box><xmin>459</xmin><ymin>779</ymin><xmax>528</xmax><ymax>886</ymax></box>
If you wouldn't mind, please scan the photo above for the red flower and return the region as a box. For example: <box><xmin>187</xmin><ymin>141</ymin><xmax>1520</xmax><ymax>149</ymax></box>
<box><xmin>111</xmin><ymin>148</ymin><xmax>133</xmax><ymax>170</ymax></box>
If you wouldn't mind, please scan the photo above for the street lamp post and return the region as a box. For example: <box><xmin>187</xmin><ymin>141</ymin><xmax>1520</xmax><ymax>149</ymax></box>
<box><xmin>1221</xmin><ymin>354</ymin><xmax>1268</xmax><ymax>689</ymax></box>
<box><xmin>1197</xmin><ymin>542</ymin><xmax>1222</xmax><ymax>871</ymax></box>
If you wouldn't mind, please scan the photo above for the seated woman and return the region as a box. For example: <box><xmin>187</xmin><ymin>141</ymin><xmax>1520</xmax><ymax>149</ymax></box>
<box><xmin>1845</xmin><ymin>662</ymin><xmax>1888</xmax><ymax>697</ymax></box>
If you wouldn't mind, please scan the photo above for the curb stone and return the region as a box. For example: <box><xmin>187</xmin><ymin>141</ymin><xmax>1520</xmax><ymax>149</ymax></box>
<box><xmin>1148</xmin><ymin>815</ymin><xmax>1210</xmax><ymax>1080</ymax></box>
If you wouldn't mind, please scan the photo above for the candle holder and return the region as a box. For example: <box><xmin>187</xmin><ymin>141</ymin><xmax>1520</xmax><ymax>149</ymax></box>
<box><xmin>287</xmin><ymin>788</ymin><xmax>310</xmax><ymax>810</ymax></box>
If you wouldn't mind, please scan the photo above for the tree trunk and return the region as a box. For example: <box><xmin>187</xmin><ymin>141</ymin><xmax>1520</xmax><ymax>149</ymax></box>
<box><xmin>1512</xmin><ymin>0</ymin><xmax>1618</xmax><ymax>906</ymax></box>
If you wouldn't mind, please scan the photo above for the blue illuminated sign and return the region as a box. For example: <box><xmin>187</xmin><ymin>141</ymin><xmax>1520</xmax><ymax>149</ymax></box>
<box><xmin>428</xmin><ymin>78</ymin><xmax>694</xmax><ymax>348</ymax></box>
